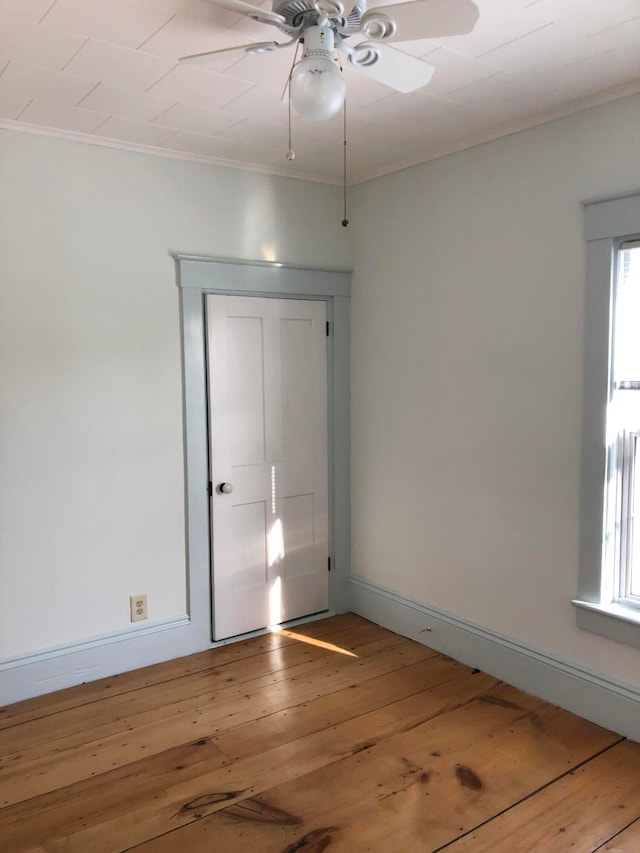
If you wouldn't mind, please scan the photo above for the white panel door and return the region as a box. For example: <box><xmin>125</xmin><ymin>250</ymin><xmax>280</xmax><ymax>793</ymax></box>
<box><xmin>206</xmin><ymin>295</ymin><xmax>329</xmax><ymax>640</ymax></box>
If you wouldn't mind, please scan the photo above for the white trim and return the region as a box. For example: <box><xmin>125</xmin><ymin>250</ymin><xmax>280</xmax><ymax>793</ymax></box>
<box><xmin>349</xmin><ymin>575</ymin><xmax>640</xmax><ymax>742</ymax></box>
<box><xmin>585</xmin><ymin>194</ymin><xmax>640</xmax><ymax>241</ymax></box>
<box><xmin>174</xmin><ymin>255</ymin><xmax>351</xmax><ymax>296</ymax></box>
<box><xmin>0</xmin><ymin>615</ymin><xmax>190</xmax><ymax>669</ymax></box>
<box><xmin>4</xmin><ymin>84</ymin><xmax>639</xmax><ymax>188</ymax></box>
<box><xmin>0</xmin><ymin>617</ymin><xmax>197</xmax><ymax>706</ymax></box>
<box><xmin>0</xmin><ymin>609</ymin><xmax>339</xmax><ymax>706</ymax></box>
<box><xmin>578</xmin><ymin>193</ymin><xmax>640</xmax><ymax>646</ymax></box>
<box><xmin>176</xmin><ymin>256</ymin><xmax>351</xmax><ymax>644</ymax></box>
<box><xmin>573</xmin><ymin>598</ymin><xmax>640</xmax><ymax>648</ymax></box>
<box><xmin>0</xmin><ymin>121</ymin><xmax>341</xmax><ymax>186</ymax></box>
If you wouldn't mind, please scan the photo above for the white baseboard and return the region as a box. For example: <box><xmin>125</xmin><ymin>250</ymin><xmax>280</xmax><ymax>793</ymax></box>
<box><xmin>0</xmin><ymin>609</ymin><xmax>343</xmax><ymax>707</ymax></box>
<box><xmin>0</xmin><ymin>616</ymin><xmax>197</xmax><ymax>706</ymax></box>
<box><xmin>349</xmin><ymin>574</ymin><xmax>640</xmax><ymax>742</ymax></box>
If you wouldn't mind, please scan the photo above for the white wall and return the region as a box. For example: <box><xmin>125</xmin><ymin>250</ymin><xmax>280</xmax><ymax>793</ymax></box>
<box><xmin>0</xmin><ymin>131</ymin><xmax>348</xmax><ymax>660</ymax></box>
<box><xmin>350</xmin><ymin>94</ymin><xmax>640</xmax><ymax>687</ymax></box>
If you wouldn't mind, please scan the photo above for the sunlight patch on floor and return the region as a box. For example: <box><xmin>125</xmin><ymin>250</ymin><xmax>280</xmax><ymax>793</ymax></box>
<box><xmin>273</xmin><ymin>628</ymin><xmax>359</xmax><ymax>657</ymax></box>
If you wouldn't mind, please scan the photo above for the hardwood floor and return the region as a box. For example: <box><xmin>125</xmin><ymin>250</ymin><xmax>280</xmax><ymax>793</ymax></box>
<box><xmin>1</xmin><ymin>614</ymin><xmax>639</xmax><ymax>852</ymax></box>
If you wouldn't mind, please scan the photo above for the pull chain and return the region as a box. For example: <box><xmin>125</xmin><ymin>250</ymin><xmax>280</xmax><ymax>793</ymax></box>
<box><xmin>338</xmin><ymin>51</ymin><xmax>348</xmax><ymax>228</ymax></box>
<box><xmin>285</xmin><ymin>42</ymin><xmax>300</xmax><ymax>161</ymax></box>
<box><xmin>342</xmin><ymin>95</ymin><xmax>348</xmax><ymax>227</ymax></box>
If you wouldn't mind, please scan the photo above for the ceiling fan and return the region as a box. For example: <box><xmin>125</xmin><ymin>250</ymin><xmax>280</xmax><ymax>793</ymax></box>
<box><xmin>181</xmin><ymin>0</ymin><xmax>480</xmax><ymax>121</ymax></box>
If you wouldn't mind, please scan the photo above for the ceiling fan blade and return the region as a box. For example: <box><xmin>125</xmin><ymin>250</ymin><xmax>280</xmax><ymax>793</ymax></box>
<box><xmin>201</xmin><ymin>0</ymin><xmax>286</xmax><ymax>27</ymax></box>
<box><xmin>349</xmin><ymin>43</ymin><xmax>435</xmax><ymax>92</ymax></box>
<box><xmin>364</xmin><ymin>0</ymin><xmax>479</xmax><ymax>42</ymax></box>
<box><xmin>179</xmin><ymin>41</ymin><xmax>280</xmax><ymax>64</ymax></box>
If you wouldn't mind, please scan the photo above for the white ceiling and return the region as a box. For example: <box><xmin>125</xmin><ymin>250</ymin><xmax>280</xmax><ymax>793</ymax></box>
<box><xmin>0</xmin><ymin>0</ymin><xmax>639</xmax><ymax>184</ymax></box>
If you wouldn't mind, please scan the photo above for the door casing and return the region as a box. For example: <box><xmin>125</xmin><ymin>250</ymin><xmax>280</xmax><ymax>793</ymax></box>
<box><xmin>175</xmin><ymin>255</ymin><xmax>351</xmax><ymax>647</ymax></box>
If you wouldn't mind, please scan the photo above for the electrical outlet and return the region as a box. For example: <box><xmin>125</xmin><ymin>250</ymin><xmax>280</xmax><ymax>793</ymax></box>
<box><xmin>130</xmin><ymin>594</ymin><xmax>148</xmax><ymax>622</ymax></box>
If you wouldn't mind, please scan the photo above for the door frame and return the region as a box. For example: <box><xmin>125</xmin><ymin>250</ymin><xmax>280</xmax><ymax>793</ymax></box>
<box><xmin>175</xmin><ymin>254</ymin><xmax>351</xmax><ymax>646</ymax></box>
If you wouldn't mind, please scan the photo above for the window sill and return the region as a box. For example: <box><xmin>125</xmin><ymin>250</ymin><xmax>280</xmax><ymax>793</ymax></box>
<box><xmin>572</xmin><ymin>598</ymin><xmax>640</xmax><ymax>648</ymax></box>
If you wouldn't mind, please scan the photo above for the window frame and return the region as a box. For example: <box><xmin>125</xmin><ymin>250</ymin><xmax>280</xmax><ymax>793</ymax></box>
<box><xmin>574</xmin><ymin>192</ymin><xmax>640</xmax><ymax>646</ymax></box>
<box><xmin>619</xmin><ymin>429</ymin><xmax>640</xmax><ymax>606</ymax></box>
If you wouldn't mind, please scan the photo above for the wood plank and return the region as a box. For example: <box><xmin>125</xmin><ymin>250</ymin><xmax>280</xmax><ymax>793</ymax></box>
<box><xmin>0</xmin><ymin>638</ymin><xmax>433</xmax><ymax>806</ymax></box>
<box><xmin>0</xmin><ymin>614</ymin><xmax>370</xmax><ymax>730</ymax></box>
<box><xmin>213</xmin><ymin>655</ymin><xmax>476</xmax><ymax>761</ymax></box>
<box><xmin>0</xmin><ymin>621</ymin><xmax>395</xmax><ymax>753</ymax></box>
<box><xmin>0</xmin><ymin>738</ymin><xmax>230</xmax><ymax>852</ymax></box>
<box><xmin>1</xmin><ymin>615</ymin><xmax>631</xmax><ymax>853</ymax></box>
<box><xmin>130</xmin><ymin>684</ymin><xmax>619</xmax><ymax>853</ymax></box>
<box><xmin>444</xmin><ymin>741</ymin><xmax>640</xmax><ymax>852</ymax></box>
<box><xmin>600</xmin><ymin>818</ymin><xmax>640</xmax><ymax>851</ymax></box>
<box><xmin>0</xmin><ymin>664</ymin><xmax>498</xmax><ymax>851</ymax></box>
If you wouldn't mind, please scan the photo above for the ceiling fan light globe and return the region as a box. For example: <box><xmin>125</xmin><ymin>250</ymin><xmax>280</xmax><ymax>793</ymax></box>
<box><xmin>290</xmin><ymin>57</ymin><xmax>346</xmax><ymax>121</ymax></box>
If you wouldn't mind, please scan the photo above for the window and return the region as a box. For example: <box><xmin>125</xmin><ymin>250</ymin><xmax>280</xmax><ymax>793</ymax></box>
<box><xmin>604</xmin><ymin>242</ymin><xmax>640</xmax><ymax>608</ymax></box>
<box><xmin>574</xmin><ymin>194</ymin><xmax>640</xmax><ymax>646</ymax></box>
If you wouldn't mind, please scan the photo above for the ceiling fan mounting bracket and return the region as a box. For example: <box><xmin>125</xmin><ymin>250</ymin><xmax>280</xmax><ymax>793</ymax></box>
<box><xmin>272</xmin><ymin>0</ymin><xmax>364</xmax><ymax>34</ymax></box>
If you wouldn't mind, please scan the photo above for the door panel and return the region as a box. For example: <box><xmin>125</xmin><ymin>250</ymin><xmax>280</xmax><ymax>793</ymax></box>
<box><xmin>228</xmin><ymin>502</ymin><xmax>267</xmax><ymax>590</ymax></box>
<box><xmin>226</xmin><ymin>316</ymin><xmax>266</xmax><ymax>465</ymax></box>
<box><xmin>207</xmin><ymin>295</ymin><xmax>329</xmax><ymax>640</ymax></box>
<box><xmin>283</xmin><ymin>493</ymin><xmax>315</xmax><ymax>579</ymax></box>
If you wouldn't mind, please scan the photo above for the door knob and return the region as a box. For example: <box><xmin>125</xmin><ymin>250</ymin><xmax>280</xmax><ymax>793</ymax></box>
<box><xmin>219</xmin><ymin>482</ymin><xmax>233</xmax><ymax>494</ymax></box>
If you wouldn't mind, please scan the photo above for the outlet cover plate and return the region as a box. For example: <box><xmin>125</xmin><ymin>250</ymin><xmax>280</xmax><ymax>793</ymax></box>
<box><xmin>130</xmin><ymin>594</ymin><xmax>148</xmax><ymax>622</ymax></box>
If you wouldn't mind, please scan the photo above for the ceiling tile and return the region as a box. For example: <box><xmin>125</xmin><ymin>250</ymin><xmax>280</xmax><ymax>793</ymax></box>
<box><xmin>1</xmin><ymin>0</ymin><xmax>639</xmax><ymax>184</ymax></box>
<box><xmin>0</xmin><ymin>15</ymin><xmax>85</xmax><ymax>71</ymax></box>
<box><xmin>355</xmin><ymin>89</ymin><xmax>460</xmax><ymax>129</ymax></box>
<box><xmin>427</xmin><ymin>0</ymin><xmax>555</xmax><ymax>59</ymax></box>
<box><xmin>63</xmin><ymin>40</ymin><xmax>175</xmax><ymax>92</ymax></box>
<box><xmin>254</xmin><ymin>143</ymin><xmax>341</xmax><ymax>181</ymax></box>
<box><xmin>132</xmin><ymin>0</ymin><xmax>193</xmax><ymax>14</ymax></box>
<box><xmin>40</xmin><ymin>0</ymin><xmax>174</xmax><ymax>49</ymax></box>
<box><xmin>0</xmin><ymin>61</ymin><xmax>97</xmax><ymax>105</ymax></box>
<box><xmin>294</xmin><ymin>82</ymin><xmax>460</xmax><ymax>143</ymax></box>
<box><xmin>200</xmin><ymin>134</ymin><xmax>330</xmax><ymax>179</ymax></box>
<box><xmin>586</xmin><ymin>14</ymin><xmax>640</xmax><ymax>53</ymax></box>
<box><xmin>139</xmin><ymin>4</ymin><xmax>244</xmax><ymax>60</ymax></box>
<box><xmin>532</xmin><ymin>0</ymin><xmax>640</xmax><ymax>34</ymax></box>
<box><xmin>420</xmin><ymin>47</ymin><xmax>501</xmax><ymax>96</ymax></box>
<box><xmin>77</xmin><ymin>82</ymin><xmax>175</xmax><ymax>122</ymax></box>
<box><xmin>219</xmin><ymin>83</ymin><xmax>290</xmax><ymax>125</ymax></box>
<box><xmin>159</xmin><ymin>128</ymin><xmax>237</xmax><ymax>158</ymax></box>
<box><xmin>223</xmin><ymin>47</ymin><xmax>297</xmax><ymax>91</ymax></box>
<box><xmin>18</xmin><ymin>97</ymin><xmax>107</xmax><ymax>132</ymax></box>
<box><xmin>0</xmin><ymin>89</ymin><xmax>31</xmax><ymax>118</ymax></box>
<box><xmin>134</xmin><ymin>0</ymin><xmax>198</xmax><ymax>14</ymax></box>
<box><xmin>474</xmin><ymin>21</ymin><xmax>604</xmax><ymax>74</ymax></box>
<box><xmin>147</xmin><ymin>62</ymin><xmax>253</xmax><ymax>109</ymax></box>
<box><xmin>287</xmin><ymin>128</ymin><xmax>344</xmax><ymax>167</ymax></box>
<box><xmin>340</xmin><ymin>65</ymin><xmax>402</xmax><ymax>109</ymax></box>
<box><xmin>0</xmin><ymin>1</ymin><xmax>56</xmax><ymax>22</ymax></box>
<box><xmin>152</xmin><ymin>100</ymin><xmax>244</xmax><ymax>134</ymax></box>
<box><xmin>93</xmin><ymin>115</ymin><xmax>175</xmax><ymax>145</ymax></box>
<box><xmin>551</xmin><ymin>48</ymin><xmax>640</xmax><ymax>101</ymax></box>
<box><xmin>444</xmin><ymin>68</ymin><xmax>562</xmax><ymax>114</ymax></box>
<box><xmin>217</xmin><ymin>116</ymin><xmax>290</xmax><ymax>148</ymax></box>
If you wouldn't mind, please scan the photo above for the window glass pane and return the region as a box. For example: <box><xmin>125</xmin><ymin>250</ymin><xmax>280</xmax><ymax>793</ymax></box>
<box><xmin>614</xmin><ymin>246</ymin><xmax>640</xmax><ymax>383</ymax></box>
<box><xmin>612</xmin><ymin>245</ymin><xmax>640</xmax><ymax>604</ymax></box>
<box><xmin>630</xmin><ymin>436</ymin><xmax>640</xmax><ymax>597</ymax></box>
